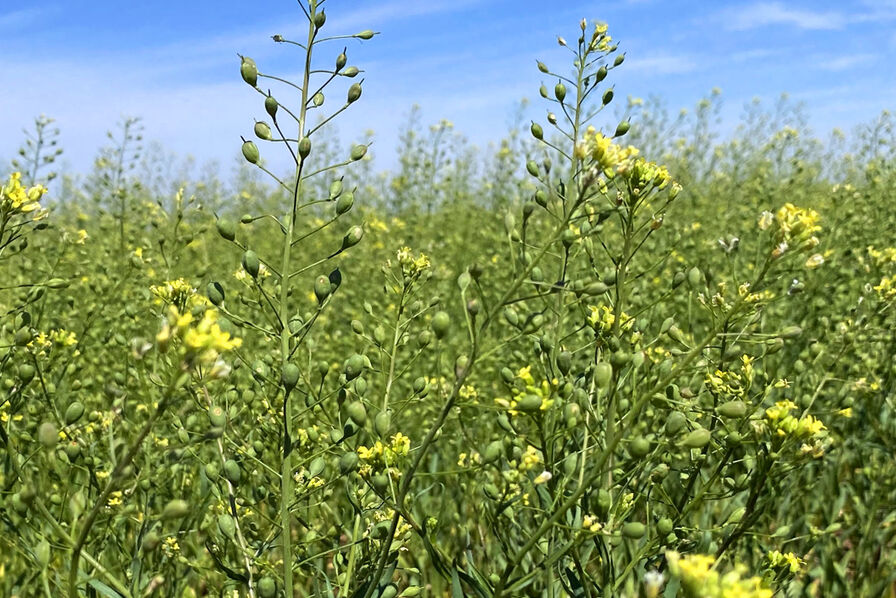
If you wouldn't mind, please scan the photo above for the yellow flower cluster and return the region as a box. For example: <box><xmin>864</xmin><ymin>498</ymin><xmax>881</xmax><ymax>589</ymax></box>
<box><xmin>764</xmin><ymin>400</ymin><xmax>826</xmax><ymax>441</ymax></box>
<box><xmin>705</xmin><ymin>356</ymin><xmax>754</xmax><ymax>398</ymax></box>
<box><xmin>156</xmin><ymin>305</ymin><xmax>241</xmax><ymax>368</ymax></box>
<box><xmin>587</xmin><ymin>304</ymin><xmax>634</xmax><ymax>335</ymax></box>
<box><xmin>759</xmin><ymin>204</ymin><xmax>821</xmax><ymax>257</ymax></box>
<box><xmin>396</xmin><ymin>246</ymin><xmax>431</xmax><ymax>280</ymax></box>
<box><xmin>874</xmin><ymin>275</ymin><xmax>896</xmax><ymax>301</ymax></box>
<box><xmin>666</xmin><ymin>552</ymin><xmax>772</xmax><ymax>598</ymax></box>
<box><xmin>766</xmin><ymin>550</ymin><xmax>805</xmax><ymax>575</ymax></box>
<box><xmin>1</xmin><ymin>172</ymin><xmax>48</xmax><ymax>219</ymax></box>
<box><xmin>357</xmin><ymin>432</ymin><xmax>411</xmax><ymax>467</ymax></box>
<box><xmin>494</xmin><ymin>365</ymin><xmax>557</xmax><ymax>415</ymax></box>
<box><xmin>579</xmin><ymin>127</ymin><xmax>640</xmax><ymax>173</ymax></box>
<box><xmin>151</xmin><ymin>278</ymin><xmax>206</xmax><ymax>310</ymax></box>
<box><xmin>582</xmin><ymin>514</ymin><xmax>603</xmax><ymax>533</ymax></box>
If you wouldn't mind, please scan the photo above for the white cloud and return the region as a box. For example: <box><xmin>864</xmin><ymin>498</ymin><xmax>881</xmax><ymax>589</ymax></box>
<box><xmin>816</xmin><ymin>53</ymin><xmax>876</xmax><ymax>71</ymax></box>
<box><xmin>722</xmin><ymin>2</ymin><xmax>842</xmax><ymax>31</ymax></box>
<box><xmin>623</xmin><ymin>54</ymin><xmax>698</xmax><ymax>75</ymax></box>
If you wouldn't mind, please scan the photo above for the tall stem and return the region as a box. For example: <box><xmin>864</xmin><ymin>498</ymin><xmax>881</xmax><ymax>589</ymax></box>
<box><xmin>279</xmin><ymin>5</ymin><xmax>316</xmax><ymax>595</ymax></box>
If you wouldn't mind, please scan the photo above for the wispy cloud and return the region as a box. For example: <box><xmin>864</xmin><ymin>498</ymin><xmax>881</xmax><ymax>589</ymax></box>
<box><xmin>624</xmin><ymin>54</ymin><xmax>698</xmax><ymax>75</ymax></box>
<box><xmin>0</xmin><ymin>6</ymin><xmax>55</xmax><ymax>31</ymax></box>
<box><xmin>816</xmin><ymin>53</ymin><xmax>876</xmax><ymax>71</ymax></box>
<box><xmin>722</xmin><ymin>2</ymin><xmax>842</xmax><ymax>31</ymax></box>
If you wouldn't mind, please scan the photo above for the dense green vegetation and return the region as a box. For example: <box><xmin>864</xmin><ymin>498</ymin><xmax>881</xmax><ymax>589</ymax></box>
<box><xmin>2</xmin><ymin>2</ymin><xmax>895</xmax><ymax>597</ymax></box>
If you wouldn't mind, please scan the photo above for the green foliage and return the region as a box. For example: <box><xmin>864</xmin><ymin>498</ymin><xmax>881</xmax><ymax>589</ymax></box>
<box><xmin>2</xmin><ymin>4</ymin><xmax>896</xmax><ymax>598</ymax></box>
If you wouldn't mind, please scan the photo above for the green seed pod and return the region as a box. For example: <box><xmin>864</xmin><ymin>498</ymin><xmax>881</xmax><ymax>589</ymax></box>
<box><xmin>431</xmin><ymin>311</ymin><xmax>450</xmax><ymax>339</ymax></box>
<box><xmin>46</xmin><ymin>278</ymin><xmax>69</xmax><ymax>289</ymax></box>
<box><xmin>374</xmin><ymin>410</ymin><xmax>391</xmax><ymax>437</ymax></box>
<box><xmin>313</xmin><ymin>91</ymin><xmax>325</xmax><ymax>106</ymax></box>
<box><xmin>341</xmin><ymin>225</ymin><xmax>364</xmax><ymax>249</ymax></box>
<box><xmin>242</xmin><ymin>250</ymin><xmax>260</xmax><ymax>278</ymax></box>
<box><xmin>602</xmin><ymin>89</ymin><xmax>614</xmax><ymax>105</ymax></box>
<box><xmin>555</xmin><ymin>82</ymin><xmax>567</xmax><ymax>102</ymax></box>
<box><xmin>594</xmin><ymin>362</ymin><xmax>613</xmax><ymax>389</ymax></box>
<box><xmin>142</xmin><ymin>532</ymin><xmax>160</xmax><ymax>552</ymax></box>
<box><xmin>585</xmin><ymin>281</ymin><xmax>609</xmax><ymax>295</ymax></box>
<box><xmin>530</xmin><ymin>122</ymin><xmax>543</xmax><ymax>140</ymax></box>
<box><xmin>780</xmin><ymin>325</ymin><xmax>802</xmax><ymax>339</ymax></box>
<box><xmin>526</xmin><ymin>160</ymin><xmax>539</xmax><ymax>177</ymax></box>
<box><xmin>336</xmin><ymin>52</ymin><xmax>347</xmax><ymax>70</ymax></box>
<box><xmin>344</xmin><ymin>354</ymin><xmax>365</xmax><ymax>380</ymax></box>
<box><xmin>343</xmin><ymin>65</ymin><xmax>359</xmax><ymax>77</ymax></box>
<box><xmin>657</xmin><ymin>517</ymin><xmax>674</xmax><ymax>535</ymax></box>
<box><xmin>595</xmin><ymin>65</ymin><xmax>608</xmax><ymax>82</ymax></box>
<box><xmin>682</xmin><ymin>428</ymin><xmax>711</xmax><ymax>449</ymax></box>
<box><xmin>347</xmin><ymin>82</ymin><xmax>362</xmax><ymax>103</ymax></box>
<box><xmin>614</xmin><ymin>54</ymin><xmax>625</xmax><ymax>67</ymax></box>
<box><xmin>223</xmin><ymin>459</ymin><xmax>241</xmax><ymax>484</ymax></box>
<box><xmin>207</xmin><ymin>281</ymin><xmax>225</xmax><ymax>306</ymax></box>
<box><xmin>717</xmin><ymin>400</ymin><xmax>747</xmax><ymax>418</ymax></box>
<box><xmin>372</xmin><ymin>473</ymin><xmax>390</xmax><ymax>494</ymax></box>
<box><xmin>314</xmin><ymin>275</ymin><xmax>331</xmax><ymax>303</ymax></box>
<box><xmin>687</xmin><ymin>266</ymin><xmax>702</xmax><ymax>289</ymax></box>
<box><xmin>299</xmin><ymin>137</ymin><xmax>312</xmax><ymax>159</ymax></box>
<box><xmin>622</xmin><ymin>522</ymin><xmax>646</xmax><ymax>539</ymax></box>
<box><xmin>614</xmin><ymin>120</ymin><xmax>630</xmax><ymax>137</ymax></box>
<box><xmin>357</xmin><ymin>29</ymin><xmax>375</xmax><ymax>39</ymax></box>
<box><xmin>257</xmin><ymin>577</ymin><xmax>277</xmax><ymax>598</ymax></box>
<box><xmin>351</xmin><ymin>319</ymin><xmax>364</xmax><ymax>335</ymax></box>
<box><xmin>537</xmin><ymin>60</ymin><xmax>549</xmax><ymax>73</ymax></box>
<box><xmin>665</xmin><ymin>411</ymin><xmax>687</xmax><ymax>435</ymax></box>
<box><xmin>413</xmin><ymin>377</ymin><xmax>427</xmax><ymax>394</ymax></box>
<box><xmin>308</xmin><ymin>456</ymin><xmax>326</xmax><ymax>478</ymax></box>
<box><xmin>65</xmin><ymin>401</ymin><xmax>85</xmax><ymax>425</ymax></box>
<box><xmin>630</xmin><ymin>436</ymin><xmax>651</xmax><ymax>458</ymax></box>
<box><xmin>281</xmin><ymin>363</ymin><xmax>300</xmax><ymax>392</ymax></box>
<box><xmin>517</xmin><ymin>394</ymin><xmax>543</xmax><ymax>412</ymax></box>
<box><xmin>335</xmin><ymin>191</ymin><xmax>354</xmax><ymax>215</ymax></box>
<box><xmin>380</xmin><ymin>584</ymin><xmax>398</xmax><ymax>598</ymax></box>
<box><xmin>217</xmin><ymin>513</ymin><xmax>236</xmax><ymax>538</ymax></box>
<box><xmin>264</xmin><ymin>95</ymin><xmax>278</xmax><ymax>117</ymax></box>
<box><xmin>539</xmin><ymin>84</ymin><xmax>549</xmax><ymax>98</ymax></box>
<box><xmin>17</xmin><ymin>363</ymin><xmax>35</xmax><ymax>387</ymax></box>
<box><xmin>38</xmin><ymin>422</ymin><xmax>58</xmax><ymax>449</ymax></box>
<box><xmin>209</xmin><ymin>405</ymin><xmax>227</xmax><ymax>428</ymax></box>
<box><xmin>162</xmin><ymin>499</ymin><xmax>190</xmax><ymax>520</ymax></box>
<box><xmin>350</xmin><ymin>144</ymin><xmax>367</xmax><ymax>160</ymax></box>
<box><xmin>64</xmin><ymin>441</ymin><xmax>81</xmax><ymax>461</ymax></box>
<box><xmin>14</xmin><ymin>327</ymin><xmax>32</xmax><ymax>346</ymax></box>
<box><xmin>254</xmin><ymin>121</ymin><xmax>272</xmax><ymax>140</ymax></box>
<box><xmin>346</xmin><ymin>401</ymin><xmax>367</xmax><ymax>426</ymax></box>
<box><xmin>241</xmin><ymin>140</ymin><xmax>259</xmax><ymax>164</ymax></box>
<box><xmin>328</xmin><ymin>178</ymin><xmax>344</xmax><ymax>199</ymax></box>
<box><xmin>557</xmin><ymin>351</ymin><xmax>572</xmax><ymax>375</ymax></box>
<box><xmin>239</xmin><ymin>56</ymin><xmax>257</xmax><ymax>86</ymax></box>
<box><xmin>482</xmin><ymin>440</ymin><xmax>503</xmax><ymax>464</ymax></box>
<box><xmin>339</xmin><ymin>451</ymin><xmax>359</xmax><ymax>474</ymax></box>
<box><xmin>35</xmin><ymin>538</ymin><xmax>51</xmax><ymax>568</ymax></box>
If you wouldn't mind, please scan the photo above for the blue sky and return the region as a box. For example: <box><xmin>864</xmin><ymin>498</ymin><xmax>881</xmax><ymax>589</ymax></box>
<box><xmin>2</xmin><ymin>0</ymin><xmax>895</xmax><ymax>179</ymax></box>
